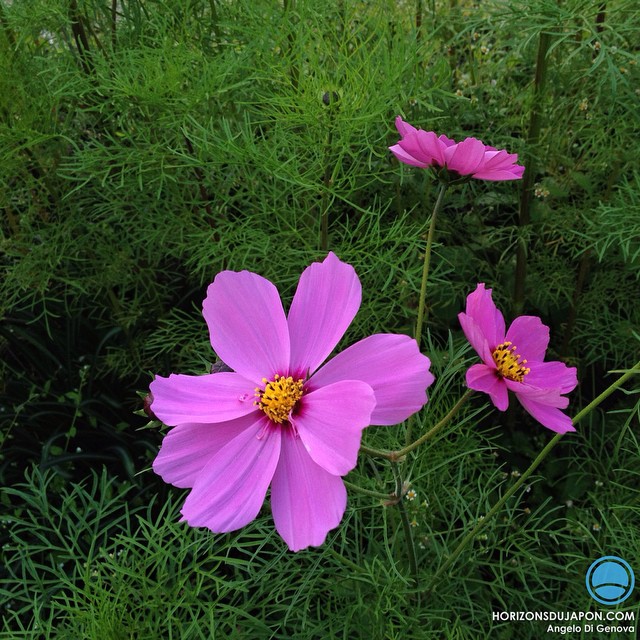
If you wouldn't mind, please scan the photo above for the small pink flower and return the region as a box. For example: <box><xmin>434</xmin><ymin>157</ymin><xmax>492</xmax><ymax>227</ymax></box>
<box><xmin>150</xmin><ymin>252</ymin><xmax>434</xmax><ymax>551</ymax></box>
<box><xmin>389</xmin><ymin>116</ymin><xmax>525</xmax><ymax>181</ymax></box>
<box><xmin>458</xmin><ymin>283</ymin><xmax>577</xmax><ymax>433</ymax></box>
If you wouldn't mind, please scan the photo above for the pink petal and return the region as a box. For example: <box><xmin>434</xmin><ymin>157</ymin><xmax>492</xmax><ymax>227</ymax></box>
<box><xmin>444</xmin><ymin>137</ymin><xmax>486</xmax><ymax>175</ymax></box>
<box><xmin>478</xmin><ymin>149</ymin><xmax>517</xmax><ymax>170</ymax></box>
<box><xmin>150</xmin><ymin>372</ymin><xmax>258</xmax><ymax>426</ymax></box>
<box><xmin>475</xmin><ymin>150</ymin><xmax>525</xmax><ymax>180</ymax></box>
<box><xmin>525</xmin><ymin>361</ymin><xmax>578</xmax><ymax>394</ymax></box>
<box><xmin>180</xmin><ymin>416</ymin><xmax>281</xmax><ymax>532</ymax></box>
<box><xmin>270</xmin><ymin>429</ymin><xmax>347</xmax><ymax>551</ymax></box>
<box><xmin>506</xmin><ymin>379</ymin><xmax>569</xmax><ymax>407</ymax></box>
<box><xmin>438</xmin><ymin>134</ymin><xmax>456</xmax><ymax>148</ymax></box>
<box><xmin>413</xmin><ymin>129</ymin><xmax>448</xmax><ymax>165</ymax></box>
<box><xmin>287</xmin><ymin>252</ymin><xmax>362</xmax><ymax>376</ymax></box>
<box><xmin>458</xmin><ymin>312</ymin><xmax>495</xmax><ymax>364</ymax></box>
<box><xmin>505</xmin><ymin>316</ymin><xmax>549</xmax><ymax>362</ymax></box>
<box><xmin>153</xmin><ymin>413</ymin><xmax>266</xmax><ymax>488</ymax></box>
<box><xmin>473</xmin><ymin>168</ymin><xmax>525</xmax><ymax>181</ymax></box>
<box><xmin>292</xmin><ymin>380</ymin><xmax>375</xmax><ymax>476</ymax></box>
<box><xmin>466</xmin><ymin>363</ymin><xmax>509</xmax><ymax>411</ymax></box>
<box><xmin>389</xmin><ymin>143</ymin><xmax>430</xmax><ymax>168</ymax></box>
<box><xmin>202</xmin><ymin>270</ymin><xmax>290</xmax><ymax>384</ymax></box>
<box><xmin>458</xmin><ymin>283</ymin><xmax>505</xmax><ymax>355</ymax></box>
<box><xmin>309</xmin><ymin>334</ymin><xmax>434</xmax><ymax>425</ymax></box>
<box><xmin>516</xmin><ymin>393</ymin><xmax>576</xmax><ymax>434</ymax></box>
<box><xmin>393</xmin><ymin>135</ymin><xmax>434</xmax><ymax>167</ymax></box>
<box><xmin>394</xmin><ymin>115</ymin><xmax>418</xmax><ymax>137</ymax></box>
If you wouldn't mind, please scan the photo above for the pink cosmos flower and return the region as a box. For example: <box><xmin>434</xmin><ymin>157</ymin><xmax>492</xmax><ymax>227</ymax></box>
<box><xmin>389</xmin><ymin>116</ymin><xmax>525</xmax><ymax>181</ymax></box>
<box><xmin>150</xmin><ymin>252</ymin><xmax>434</xmax><ymax>551</ymax></box>
<box><xmin>458</xmin><ymin>283</ymin><xmax>577</xmax><ymax>433</ymax></box>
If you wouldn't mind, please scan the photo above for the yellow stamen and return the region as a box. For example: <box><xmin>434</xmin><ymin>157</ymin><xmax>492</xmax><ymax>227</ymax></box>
<box><xmin>491</xmin><ymin>341</ymin><xmax>530</xmax><ymax>382</ymax></box>
<box><xmin>255</xmin><ymin>374</ymin><xmax>304</xmax><ymax>424</ymax></box>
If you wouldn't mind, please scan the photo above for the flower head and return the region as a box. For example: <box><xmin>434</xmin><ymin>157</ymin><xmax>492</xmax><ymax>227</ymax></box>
<box><xmin>458</xmin><ymin>283</ymin><xmax>577</xmax><ymax>433</ymax></box>
<box><xmin>389</xmin><ymin>116</ymin><xmax>525</xmax><ymax>181</ymax></box>
<box><xmin>150</xmin><ymin>252</ymin><xmax>434</xmax><ymax>551</ymax></box>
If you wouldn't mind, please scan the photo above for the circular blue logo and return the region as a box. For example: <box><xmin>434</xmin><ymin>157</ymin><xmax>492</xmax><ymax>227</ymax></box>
<box><xmin>586</xmin><ymin>556</ymin><xmax>635</xmax><ymax>606</ymax></box>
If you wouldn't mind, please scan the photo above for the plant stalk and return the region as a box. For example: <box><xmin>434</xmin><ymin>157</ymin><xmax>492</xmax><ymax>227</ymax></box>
<box><xmin>415</xmin><ymin>182</ymin><xmax>447</xmax><ymax>349</ymax></box>
<box><xmin>424</xmin><ymin>360</ymin><xmax>640</xmax><ymax>592</ymax></box>
<box><xmin>513</xmin><ymin>30</ymin><xmax>551</xmax><ymax>317</ymax></box>
<box><xmin>362</xmin><ymin>389</ymin><xmax>473</xmax><ymax>461</ymax></box>
<box><xmin>392</xmin><ymin>462</ymin><xmax>419</xmax><ymax>585</ymax></box>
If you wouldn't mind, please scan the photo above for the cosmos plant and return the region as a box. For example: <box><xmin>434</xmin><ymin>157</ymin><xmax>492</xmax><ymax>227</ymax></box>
<box><xmin>389</xmin><ymin>116</ymin><xmax>525</xmax><ymax>182</ymax></box>
<box><xmin>459</xmin><ymin>283</ymin><xmax>578</xmax><ymax>433</ymax></box>
<box><xmin>150</xmin><ymin>252</ymin><xmax>434</xmax><ymax>551</ymax></box>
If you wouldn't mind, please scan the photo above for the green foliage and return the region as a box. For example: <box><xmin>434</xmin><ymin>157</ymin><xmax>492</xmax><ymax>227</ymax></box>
<box><xmin>1</xmin><ymin>0</ymin><xmax>639</xmax><ymax>637</ymax></box>
<box><xmin>3</xmin><ymin>396</ymin><xmax>638</xmax><ymax>639</ymax></box>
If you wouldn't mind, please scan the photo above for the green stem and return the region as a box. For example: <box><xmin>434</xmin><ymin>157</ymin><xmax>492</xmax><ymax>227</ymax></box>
<box><xmin>392</xmin><ymin>462</ymin><xmax>419</xmax><ymax>585</ymax></box>
<box><xmin>69</xmin><ymin>0</ymin><xmax>95</xmax><ymax>76</ymax></box>
<box><xmin>361</xmin><ymin>390</ymin><xmax>473</xmax><ymax>461</ymax></box>
<box><xmin>398</xmin><ymin>390</ymin><xmax>473</xmax><ymax>458</ymax></box>
<box><xmin>415</xmin><ymin>182</ymin><xmax>447</xmax><ymax>349</ymax></box>
<box><xmin>320</xmin><ymin>127</ymin><xmax>333</xmax><ymax>251</ymax></box>
<box><xmin>208</xmin><ymin>0</ymin><xmax>221</xmax><ymax>40</ymax></box>
<box><xmin>425</xmin><ymin>360</ymin><xmax>640</xmax><ymax>592</ymax></box>
<box><xmin>343</xmin><ymin>480</ymin><xmax>392</xmax><ymax>502</ymax></box>
<box><xmin>513</xmin><ymin>30</ymin><xmax>551</xmax><ymax>317</ymax></box>
<box><xmin>284</xmin><ymin>0</ymin><xmax>298</xmax><ymax>91</ymax></box>
<box><xmin>359</xmin><ymin>443</ymin><xmax>390</xmax><ymax>459</ymax></box>
<box><xmin>571</xmin><ymin>360</ymin><xmax>640</xmax><ymax>424</ymax></box>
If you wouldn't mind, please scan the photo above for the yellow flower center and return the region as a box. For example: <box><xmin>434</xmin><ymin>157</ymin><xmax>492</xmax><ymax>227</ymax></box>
<box><xmin>255</xmin><ymin>374</ymin><xmax>304</xmax><ymax>424</ymax></box>
<box><xmin>491</xmin><ymin>341</ymin><xmax>530</xmax><ymax>382</ymax></box>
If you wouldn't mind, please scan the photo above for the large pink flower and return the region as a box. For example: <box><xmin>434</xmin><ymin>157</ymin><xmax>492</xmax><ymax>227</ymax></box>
<box><xmin>458</xmin><ymin>283</ymin><xmax>577</xmax><ymax>433</ymax></box>
<box><xmin>150</xmin><ymin>252</ymin><xmax>434</xmax><ymax>551</ymax></box>
<box><xmin>389</xmin><ymin>116</ymin><xmax>525</xmax><ymax>181</ymax></box>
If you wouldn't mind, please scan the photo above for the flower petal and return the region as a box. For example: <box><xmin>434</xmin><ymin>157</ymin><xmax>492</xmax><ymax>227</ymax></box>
<box><xmin>444</xmin><ymin>137</ymin><xmax>486</xmax><ymax>175</ymax></box>
<box><xmin>394</xmin><ymin>115</ymin><xmax>418</xmax><ymax>137</ymax></box>
<box><xmin>438</xmin><ymin>134</ymin><xmax>456</xmax><ymax>148</ymax></box>
<box><xmin>479</xmin><ymin>149</ymin><xmax>513</xmax><ymax>169</ymax></box>
<box><xmin>153</xmin><ymin>413</ymin><xmax>265</xmax><ymax>488</ymax></box>
<box><xmin>180</xmin><ymin>416</ymin><xmax>281</xmax><ymax>532</ymax></box>
<box><xmin>150</xmin><ymin>372</ymin><xmax>257</xmax><ymax>426</ymax></box>
<box><xmin>202</xmin><ymin>270</ymin><xmax>290</xmax><ymax>384</ymax></box>
<box><xmin>389</xmin><ymin>142</ymin><xmax>431</xmax><ymax>168</ymax></box>
<box><xmin>310</xmin><ymin>334</ymin><xmax>433</xmax><ymax>425</ymax></box>
<box><xmin>390</xmin><ymin>129</ymin><xmax>447</xmax><ymax>168</ymax></box>
<box><xmin>525</xmin><ymin>360</ymin><xmax>578</xmax><ymax>394</ymax></box>
<box><xmin>473</xmin><ymin>150</ymin><xmax>525</xmax><ymax>181</ymax></box>
<box><xmin>287</xmin><ymin>252</ymin><xmax>362</xmax><ymax>376</ymax></box>
<box><xmin>516</xmin><ymin>392</ymin><xmax>575</xmax><ymax>434</ymax></box>
<box><xmin>466</xmin><ymin>363</ymin><xmax>509</xmax><ymax>411</ymax></box>
<box><xmin>473</xmin><ymin>168</ymin><xmax>525</xmax><ymax>181</ymax></box>
<box><xmin>458</xmin><ymin>283</ymin><xmax>505</xmax><ymax>356</ymax></box>
<box><xmin>458</xmin><ymin>313</ymin><xmax>495</xmax><ymax>364</ymax></box>
<box><xmin>292</xmin><ymin>380</ymin><xmax>375</xmax><ymax>476</ymax></box>
<box><xmin>271</xmin><ymin>429</ymin><xmax>347</xmax><ymax>552</ymax></box>
<box><xmin>413</xmin><ymin>129</ymin><xmax>448</xmax><ymax>165</ymax></box>
<box><xmin>505</xmin><ymin>316</ymin><xmax>550</xmax><ymax>362</ymax></box>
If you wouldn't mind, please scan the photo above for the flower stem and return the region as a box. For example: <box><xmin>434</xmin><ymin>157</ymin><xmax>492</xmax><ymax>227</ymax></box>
<box><xmin>398</xmin><ymin>389</ymin><xmax>473</xmax><ymax>457</ymax></box>
<box><xmin>513</xmin><ymin>29</ymin><xmax>551</xmax><ymax>316</ymax></box>
<box><xmin>570</xmin><ymin>360</ymin><xmax>640</xmax><ymax>425</ymax></box>
<box><xmin>424</xmin><ymin>360</ymin><xmax>640</xmax><ymax>592</ymax></box>
<box><xmin>320</xmin><ymin>128</ymin><xmax>333</xmax><ymax>251</ymax></box>
<box><xmin>391</xmin><ymin>462</ymin><xmax>419</xmax><ymax>585</ymax></box>
<box><xmin>414</xmin><ymin>182</ymin><xmax>447</xmax><ymax>350</ymax></box>
<box><xmin>362</xmin><ymin>390</ymin><xmax>473</xmax><ymax>461</ymax></box>
<box><xmin>343</xmin><ymin>480</ymin><xmax>393</xmax><ymax>502</ymax></box>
